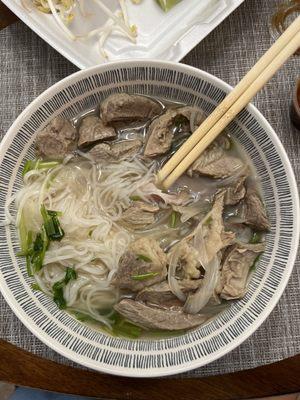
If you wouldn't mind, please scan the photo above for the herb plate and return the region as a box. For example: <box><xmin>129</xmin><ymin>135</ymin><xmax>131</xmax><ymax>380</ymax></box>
<box><xmin>2</xmin><ymin>0</ymin><xmax>244</xmax><ymax>69</ymax></box>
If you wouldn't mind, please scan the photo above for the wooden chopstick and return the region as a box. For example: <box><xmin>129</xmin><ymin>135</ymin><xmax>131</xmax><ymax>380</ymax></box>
<box><xmin>156</xmin><ymin>15</ymin><xmax>300</xmax><ymax>188</ymax></box>
<box><xmin>159</xmin><ymin>27</ymin><xmax>300</xmax><ymax>190</ymax></box>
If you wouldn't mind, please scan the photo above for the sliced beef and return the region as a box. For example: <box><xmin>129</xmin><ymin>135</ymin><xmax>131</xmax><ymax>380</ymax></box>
<box><xmin>100</xmin><ymin>93</ymin><xmax>162</xmax><ymax>124</ymax></box>
<box><xmin>78</xmin><ymin>116</ymin><xmax>116</xmax><ymax>148</ymax></box>
<box><xmin>217</xmin><ymin>242</ymin><xmax>265</xmax><ymax>300</ymax></box>
<box><xmin>114</xmin><ymin>299</ymin><xmax>208</xmax><ymax>330</ymax></box>
<box><xmin>121</xmin><ymin>201</ymin><xmax>159</xmax><ymax>229</ymax></box>
<box><xmin>112</xmin><ymin>238</ymin><xmax>167</xmax><ymax>292</ymax></box>
<box><xmin>243</xmin><ymin>190</ymin><xmax>270</xmax><ymax>231</ymax></box>
<box><xmin>144</xmin><ymin>106</ymin><xmax>205</xmax><ymax>157</ymax></box>
<box><xmin>187</xmin><ymin>138</ymin><xmax>244</xmax><ymax>179</ymax></box>
<box><xmin>88</xmin><ymin>139</ymin><xmax>142</xmax><ymax>161</ymax></box>
<box><xmin>35</xmin><ymin>116</ymin><xmax>77</xmax><ymax>160</ymax></box>
<box><xmin>178</xmin><ymin>106</ymin><xmax>205</xmax><ymax>129</ymax></box>
<box><xmin>143</xmin><ymin>110</ymin><xmax>176</xmax><ymax>157</ymax></box>
<box><xmin>136</xmin><ymin>281</ymin><xmax>183</xmax><ymax>308</ymax></box>
<box><xmin>136</xmin><ymin>279</ymin><xmax>200</xmax><ymax>309</ymax></box>
<box><xmin>224</xmin><ymin>176</ymin><xmax>247</xmax><ymax>205</ymax></box>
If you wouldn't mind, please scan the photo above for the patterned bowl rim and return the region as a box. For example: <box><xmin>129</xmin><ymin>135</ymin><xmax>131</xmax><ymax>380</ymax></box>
<box><xmin>0</xmin><ymin>60</ymin><xmax>299</xmax><ymax>377</ymax></box>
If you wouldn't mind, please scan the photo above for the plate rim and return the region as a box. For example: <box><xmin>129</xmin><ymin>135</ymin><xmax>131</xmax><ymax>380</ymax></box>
<box><xmin>0</xmin><ymin>59</ymin><xmax>299</xmax><ymax>377</ymax></box>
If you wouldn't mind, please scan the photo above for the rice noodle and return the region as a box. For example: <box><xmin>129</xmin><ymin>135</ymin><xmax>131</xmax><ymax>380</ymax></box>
<box><xmin>11</xmin><ymin>157</ymin><xmax>156</xmax><ymax>323</ymax></box>
<box><xmin>183</xmin><ymin>224</ymin><xmax>220</xmax><ymax>314</ymax></box>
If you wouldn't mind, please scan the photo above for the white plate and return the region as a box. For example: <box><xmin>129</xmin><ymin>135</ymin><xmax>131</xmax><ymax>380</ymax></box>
<box><xmin>3</xmin><ymin>0</ymin><xmax>244</xmax><ymax>69</ymax></box>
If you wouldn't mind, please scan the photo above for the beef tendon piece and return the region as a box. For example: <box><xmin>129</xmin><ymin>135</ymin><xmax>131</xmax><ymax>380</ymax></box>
<box><xmin>100</xmin><ymin>93</ymin><xmax>162</xmax><ymax>124</ymax></box>
<box><xmin>78</xmin><ymin>115</ymin><xmax>116</xmax><ymax>148</ymax></box>
<box><xmin>35</xmin><ymin>116</ymin><xmax>77</xmax><ymax>160</ymax></box>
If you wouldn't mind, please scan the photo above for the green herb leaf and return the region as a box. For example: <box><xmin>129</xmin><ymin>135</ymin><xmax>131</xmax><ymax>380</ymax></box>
<box><xmin>41</xmin><ymin>204</ymin><xmax>64</xmax><ymax>241</ymax></box>
<box><xmin>249</xmin><ymin>232</ymin><xmax>262</xmax><ymax>244</ymax></box>
<box><xmin>136</xmin><ymin>254</ymin><xmax>152</xmax><ymax>263</ymax></box>
<box><xmin>33</xmin><ymin>233</ymin><xmax>44</xmax><ymax>253</ymax></box>
<box><xmin>23</xmin><ymin>229</ymin><xmax>48</xmax><ymax>276</ymax></box>
<box><xmin>131</xmin><ymin>272</ymin><xmax>159</xmax><ymax>281</ymax></box>
<box><xmin>250</xmin><ymin>255</ymin><xmax>261</xmax><ymax>272</ymax></box>
<box><xmin>129</xmin><ymin>195</ymin><xmax>142</xmax><ymax>201</ymax></box>
<box><xmin>65</xmin><ymin>267</ymin><xmax>77</xmax><ymax>283</ymax></box>
<box><xmin>109</xmin><ymin>312</ymin><xmax>142</xmax><ymax>339</ymax></box>
<box><xmin>53</xmin><ymin>286</ymin><xmax>66</xmax><ymax>309</ymax></box>
<box><xmin>31</xmin><ymin>283</ymin><xmax>42</xmax><ymax>291</ymax></box>
<box><xmin>52</xmin><ymin>267</ymin><xmax>77</xmax><ymax>310</ymax></box>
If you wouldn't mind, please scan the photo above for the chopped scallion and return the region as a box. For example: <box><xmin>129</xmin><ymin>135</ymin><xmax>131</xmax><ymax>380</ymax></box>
<box><xmin>136</xmin><ymin>254</ymin><xmax>152</xmax><ymax>263</ymax></box>
<box><xmin>131</xmin><ymin>272</ymin><xmax>158</xmax><ymax>281</ymax></box>
<box><xmin>22</xmin><ymin>159</ymin><xmax>60</xmax><ymax>176</ymax></box>
<box><xmin>129</xmin><ymin>195</ymin><xmax>142</xmax><ymax>201</ymax></box>
<box><xmin>169</xmin><ymin>210</ymin><xmax>180</xmax><ymax>228</ymax></box>
<box><xmin>41</xmin><ymin>204</ymin><xmax>64</xmax><ymax>241</ymax></box>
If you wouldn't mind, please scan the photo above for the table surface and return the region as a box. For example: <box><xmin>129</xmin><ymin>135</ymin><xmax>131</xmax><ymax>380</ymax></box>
<box><xmin>0</xmin><ymin>0</ymin><xmax>299</xmax><ymax>398</ymax></box>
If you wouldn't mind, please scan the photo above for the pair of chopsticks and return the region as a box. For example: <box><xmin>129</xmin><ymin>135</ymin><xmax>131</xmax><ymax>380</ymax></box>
<box><xmin>156</xmin><ymin>16</ymin><xmax>300</xmax><ymax>190</ymax></box>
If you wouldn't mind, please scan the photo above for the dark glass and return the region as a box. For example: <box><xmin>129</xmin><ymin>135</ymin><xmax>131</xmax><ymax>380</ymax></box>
<box><xmin>290</xmin><ymin>79</ymin><xmax>300</xmax><ymax>130</ymax></box>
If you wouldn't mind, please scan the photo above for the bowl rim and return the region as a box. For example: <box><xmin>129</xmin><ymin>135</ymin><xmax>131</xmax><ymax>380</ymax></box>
<box><xmin>0</xmin><ymin>59</ymin><xmax>299</xmax><ymax>377</ymax></box>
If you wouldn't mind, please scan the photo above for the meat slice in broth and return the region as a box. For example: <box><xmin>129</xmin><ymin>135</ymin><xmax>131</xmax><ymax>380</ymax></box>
<box><xmin>78</xmin><ymin>116</ymin><xmax>116</xmax><ymax>148</ymax></box>
<box><xmin>216</xmin><ymin>242</ymin><xmax>265</xmax><ymax>300</ymax></box>
<box><xmin>187</xmin><ymin>138</ymin><xmax>244</xmax><ymax>179</ymax></box>
<box><xmin>114</xmin><ymin>299</ymin><xmax>208</xmax><ymax>330</ymax></box>
<box><xmin>35</xmin><ymin>116</ymin><xmax>77</xmax><ymax>159</ymax></box>
<box><xmin>144</xmin><ymin>106</ymin><xmax>205</xmax><ymax>157</ymax></box>
<box><xmin>243</xmin><ymin>190</ymin><xmax>270</xmax><ymax>231</ymax></box>
<box><xmin>112</xmin><ymin>238</ymin><xmax>167</xmax><ymax>292</ymax></box>
<box><xmin>100</xmin><ymin>93</ymin><xmax>162</xmax><ymax>124</ymax></box>
<box><xmin>88</xmin><ymin>139</ymin><xmax>142</xmax><ymax>161</ymax></box>
<box><xmin>193</xmin><ymin>191</ymin><xmax>235</xmax><ymax>263</ymax></box>
<box><xmin>121</xmin><ymin>201</ymin><xmax>159</xmax><ymax>229</ymax></box>
<box><xmin>136</xmin><ymin>281</ymin><xmax>183</xmax><ymax>308</ymax></box>
<box><xmin>224</xmin><ymin>175</ymin><xmax>247</xmax><ymax>205</ymax></box>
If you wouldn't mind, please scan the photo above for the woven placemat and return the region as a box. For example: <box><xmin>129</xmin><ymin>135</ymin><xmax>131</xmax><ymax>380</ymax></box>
<box><xmin>0</xmin><ymin>0</ymin><xmax>299</xmax><ymax>378</ymax></box>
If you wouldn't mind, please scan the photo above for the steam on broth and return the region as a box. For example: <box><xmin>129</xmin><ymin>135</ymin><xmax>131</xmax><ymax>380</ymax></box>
<box><xmin>11</xmin><ymin>93</ymin><xmax>270</xmax><ymax>338</ymax></box>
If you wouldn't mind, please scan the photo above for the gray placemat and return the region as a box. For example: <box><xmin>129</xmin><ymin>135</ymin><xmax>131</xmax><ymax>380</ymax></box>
<box><xmin>0</xmin><ymin>0</ymin><xmax>299</xmax><ymax>378</ymax></box>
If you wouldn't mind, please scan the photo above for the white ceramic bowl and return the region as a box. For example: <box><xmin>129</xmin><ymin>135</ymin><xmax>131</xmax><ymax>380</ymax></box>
<box><xmin>0</xmin><ymin>60</ymin><xmax>299</xmax><ymax>377</ymax></box>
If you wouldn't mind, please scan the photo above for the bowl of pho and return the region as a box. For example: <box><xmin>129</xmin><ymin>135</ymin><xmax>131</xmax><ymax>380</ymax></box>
<box><xmin>0</xmin><ymin>60</ymin><xmax>298</xmax><ymax>377</ymax></box>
